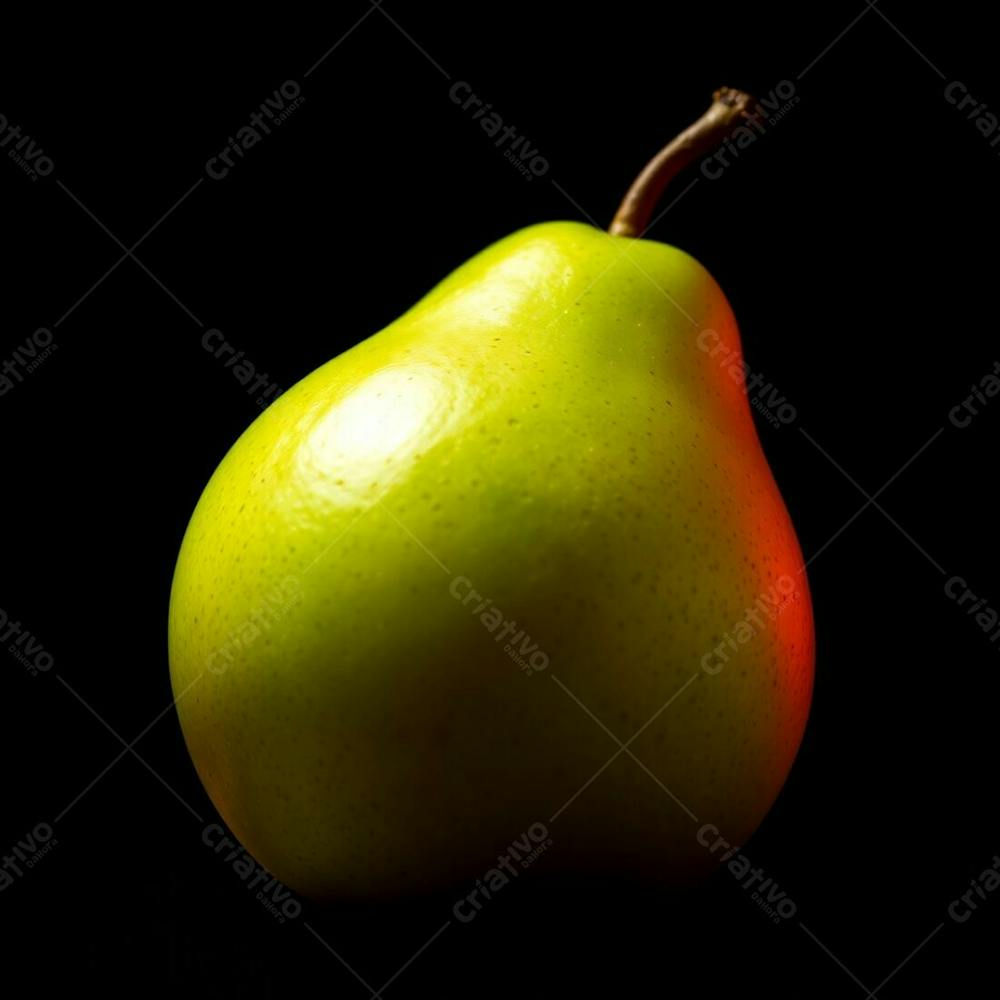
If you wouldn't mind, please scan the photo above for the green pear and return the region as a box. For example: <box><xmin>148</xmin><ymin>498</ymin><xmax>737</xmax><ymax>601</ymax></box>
<box><xmin>169</xmin><ymin>89</ymin><xmax>813</xmax><ymax>899</ymax></box>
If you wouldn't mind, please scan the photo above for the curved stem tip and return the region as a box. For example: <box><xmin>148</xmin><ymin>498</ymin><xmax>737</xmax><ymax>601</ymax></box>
<box><xmin>609</xmin><ymin>87</ymin><xmax>754</xmax><ymax>238</ymax></box>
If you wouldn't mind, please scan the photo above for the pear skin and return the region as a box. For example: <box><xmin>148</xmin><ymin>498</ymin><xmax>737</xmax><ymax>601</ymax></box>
<box><xmin>169</xmin><ymin>219</ymin><xmax>813</xmax><ymax>898</ymax></box>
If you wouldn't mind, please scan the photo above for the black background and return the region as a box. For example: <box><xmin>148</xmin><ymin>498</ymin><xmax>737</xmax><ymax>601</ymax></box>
<box><xmin>2</xmin><ymin>3</ymin><xmax>998</xmax><ymax>996</ymax></box>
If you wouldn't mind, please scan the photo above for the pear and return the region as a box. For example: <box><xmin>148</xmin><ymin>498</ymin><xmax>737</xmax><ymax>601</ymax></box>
<box><xmin>169</xmin><ymin>89</ymin><xmax>813</xmax><ymax>899</ymax></box>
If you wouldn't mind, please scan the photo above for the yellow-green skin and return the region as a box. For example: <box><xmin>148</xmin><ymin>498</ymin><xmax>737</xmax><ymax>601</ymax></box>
<box><xmin>169</xmin><ymin>222</ymin><xmax>813</xmax><ymax>898</ymax></box>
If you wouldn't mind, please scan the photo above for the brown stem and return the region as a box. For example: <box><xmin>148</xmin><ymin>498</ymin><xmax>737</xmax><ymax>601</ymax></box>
<box><xmin>609</xmin><ymin>87</ymin><xmax>755</xmax><ymax>238</ymax></box>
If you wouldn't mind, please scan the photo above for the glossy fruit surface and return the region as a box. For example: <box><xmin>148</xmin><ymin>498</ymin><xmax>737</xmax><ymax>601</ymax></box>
<box><xmin>169</xmin><ymin>219</ymin><xmax>813</xmax><ymax>898</ymax></box>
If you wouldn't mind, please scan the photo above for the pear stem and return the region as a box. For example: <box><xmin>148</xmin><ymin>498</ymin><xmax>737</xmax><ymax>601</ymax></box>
<box><xmin>609</xmin><ymin>88</ymin><xmax>755</xmax><ymax>238</ymax></box>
